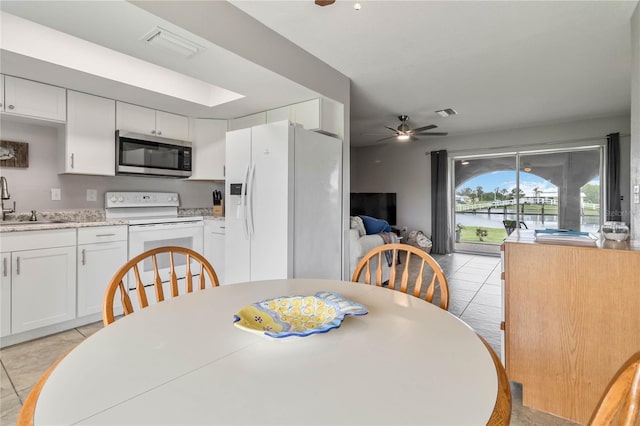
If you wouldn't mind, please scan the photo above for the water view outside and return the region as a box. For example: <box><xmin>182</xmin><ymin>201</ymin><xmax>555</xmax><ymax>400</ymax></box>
<box><xmin>453</xmin><ymin>148</ymin><xmax>601</xmax><ymax>249</ymax></box>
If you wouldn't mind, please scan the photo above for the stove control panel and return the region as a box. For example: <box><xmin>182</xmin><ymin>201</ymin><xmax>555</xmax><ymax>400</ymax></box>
<box><xmin>105</xmin><ymin>192</ymin><xmax>180</xmax><ymax>208</ymax></box>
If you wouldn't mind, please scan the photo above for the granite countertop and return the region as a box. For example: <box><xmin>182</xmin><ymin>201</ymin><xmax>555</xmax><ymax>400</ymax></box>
<box><xmin>1</xmin><ymin>208</ymin><xmax>223</xmax><ymax>232</ymax></box>
<box><xmin>0</xmin><ymin>219</ymin><xmax>128</xmax><ymax>233</ymax></box>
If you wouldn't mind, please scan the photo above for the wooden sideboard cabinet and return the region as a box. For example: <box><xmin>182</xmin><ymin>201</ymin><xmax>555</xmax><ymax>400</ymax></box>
<box><xmin>503</xmin><ymin>233</ymin><xmax>640</xmax><ymax>424</ymax></box>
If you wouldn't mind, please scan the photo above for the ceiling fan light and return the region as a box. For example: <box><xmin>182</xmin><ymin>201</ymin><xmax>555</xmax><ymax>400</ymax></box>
<box><xmin>397</xmin><ymin>134</ymin><xmax>410</xmax><ymax>141</ymax></box>
<box><xmin>354</xmin><ymin>2</ymin><xmax>362</xmax><ymax>10</ymax></box>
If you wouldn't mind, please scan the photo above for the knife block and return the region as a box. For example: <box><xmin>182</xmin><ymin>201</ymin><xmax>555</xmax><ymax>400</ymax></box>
<box><xmin>212</xmin><ymin>200</ymin><xmax>224</xmax><ymax>217</ymax></box>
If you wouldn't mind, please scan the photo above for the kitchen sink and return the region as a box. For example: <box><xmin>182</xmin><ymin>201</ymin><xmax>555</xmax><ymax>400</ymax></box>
<box><xmin>0</xmin><ymin>220</ymin><xmax>70</xmax><ymax>226</ymax></box>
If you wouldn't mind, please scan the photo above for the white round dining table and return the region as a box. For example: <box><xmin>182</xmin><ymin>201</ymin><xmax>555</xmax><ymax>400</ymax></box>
<box><xmin>35</xmin><ymin>278</ymin><xmax>499</xmax><ymax>425</ymax></box>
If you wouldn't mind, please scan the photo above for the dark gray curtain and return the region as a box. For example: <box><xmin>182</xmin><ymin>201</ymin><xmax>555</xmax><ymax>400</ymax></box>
<box><xmin>606</xmin><ymin>133</ymin><xmax>621</xmax><ymax>221</ymax></box>
<box><xmin>431</xmin><ymin>150</ymin><xmax>451</xmax><ymax>254</ymax></box>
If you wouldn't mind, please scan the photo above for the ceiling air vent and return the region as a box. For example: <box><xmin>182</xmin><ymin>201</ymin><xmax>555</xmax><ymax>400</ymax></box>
<box><xmin>141</xmin><ymin>27</ymin><xmax>204</xmax><ymax>58</ymax></box>
<box><xmin>435</xmin><ymin>108</ymin><xmax>458</xmax><ymax>118</ymax></box>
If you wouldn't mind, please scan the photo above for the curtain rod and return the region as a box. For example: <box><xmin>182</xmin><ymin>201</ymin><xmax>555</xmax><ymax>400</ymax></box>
<box><xmin>425</xmin><ymin>133</ymin><xmax>631</xmax><ymax>156</ymax></box>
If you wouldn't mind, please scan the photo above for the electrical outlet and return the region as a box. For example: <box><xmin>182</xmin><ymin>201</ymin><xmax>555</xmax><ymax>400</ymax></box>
<box><xmin>51</xmin><ymin>188</ymin><xmax>61</xmax><ymax>201</ymax></box>
<box><xmin>86</xmin><ymin>189</ymin><xmax>97</xmax><ymax>202</ymax></box>
<box><xmin>634</xmin><ymin>185</ymin><xmax>639</xmax><ymax>194</ymax></box>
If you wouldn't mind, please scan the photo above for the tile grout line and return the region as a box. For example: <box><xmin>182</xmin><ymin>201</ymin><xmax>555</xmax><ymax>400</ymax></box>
<box><xmin>0</xmin><ymin>358</ymin><xmax>21</xmax><ymax>405</ymax></box>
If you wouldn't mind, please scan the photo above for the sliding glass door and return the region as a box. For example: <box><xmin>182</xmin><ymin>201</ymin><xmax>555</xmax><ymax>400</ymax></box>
<box><xmin>452</xmin><ymin>146</ymin><xmax>602</xmax><ymax>254</ymax></box>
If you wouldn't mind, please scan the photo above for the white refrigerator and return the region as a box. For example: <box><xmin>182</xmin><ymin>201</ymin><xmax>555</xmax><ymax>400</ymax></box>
<box><xmin>224</xmin><ymin>120</ymin><xmax>342</xmax><ymax>284</ymax></box>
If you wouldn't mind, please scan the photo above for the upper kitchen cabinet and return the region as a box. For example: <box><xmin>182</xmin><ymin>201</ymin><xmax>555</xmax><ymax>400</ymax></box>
<box><xmin>293</xmin><ymin>98</ymin><xmax>343</xmax><ymax>139</ymax></box>
<box><xmin>229</xmin><ymin>99</ymin><xmax>343</xmax><ymax>139</ymax></box>
<box><xmin>228</xmin><ymin>112</ymin><xmax>266</xmax><ymax>131</ymax></box>
<box><xmin>116</xmin><ymin>101</ymin><xmax>189</xmax><ymax>141</ymax></box>
<box><xmin>2</xmin><ymin>75</ymin><xmax>66</xmax><ymax>122</ymax></box>
<box><xmin>63</xmin><ymin>91</ymin><xmax>116</xmax><ymax>176</ymax></box>
<box><xmin>189</xmin><ymin>118</ymin><xmax>227</xmax><ymax>180</ymax></box>
<box><xmin>266</xmin><ymin>105</ymin><xmax>294</xmax><ymax>124</ymax></box>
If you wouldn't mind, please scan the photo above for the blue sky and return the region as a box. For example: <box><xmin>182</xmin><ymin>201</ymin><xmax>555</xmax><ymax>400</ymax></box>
<box><xmin>457</xmin><ymin>171</ymin><xmax>600</xmax><ymax>197</ymax></box>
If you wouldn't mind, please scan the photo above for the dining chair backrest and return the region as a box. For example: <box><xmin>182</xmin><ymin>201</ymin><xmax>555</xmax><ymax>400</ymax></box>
<box><xmin>588</xmin><ymin>351</ymin><xmax>640</xmax><ymax>426</ymax></box>
<box><xmin>503</xmin><ymin>220</ymin><xmax>528</xmax><ymax>235</ymax></box>
<box><xmin>351</xmin><ymin>243</ymin><xmax>449</xmax><ymax>310</ymax></box>
<box><xmin>103</xmin><ymin>246</ymin><xmax>219</xmax><ymax>325</ymax></box>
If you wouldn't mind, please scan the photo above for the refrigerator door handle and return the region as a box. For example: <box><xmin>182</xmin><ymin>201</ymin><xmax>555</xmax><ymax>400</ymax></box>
<box><xmin>247</xmin><ymin>163</ymin><xmax>256</xmax><ymax>238</ymax></box>
<box><xmin>241</xmin><ymin>164</ymin><xmax>250</xmax><ymax>239</ymax></box>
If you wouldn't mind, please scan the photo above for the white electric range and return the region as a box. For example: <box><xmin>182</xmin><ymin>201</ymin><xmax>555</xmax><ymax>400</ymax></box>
<box><xmin>105</xmin><ymin>191</ymin><xmax>204</xmax><ymax>301</ymax></box>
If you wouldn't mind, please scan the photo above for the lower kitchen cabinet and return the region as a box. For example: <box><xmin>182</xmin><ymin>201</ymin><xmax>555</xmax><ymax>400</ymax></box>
<box><xmin>1</xmin><ymin>253</ymin><xmax>11</xmax><ymax>337</ymax></box>
<box><xmin>204</xmin><ymin>220</ymin><xmax>225</xmax><ymax>284</ymax></box>
<box><xmin>77</xmin><ymin>226</ymin><xmax>128</xmax><ymax>317</ymax></box>
<box><xmin>6</xmin><ymin>233</ymin><xmax>77</xmax><ymax>334</ymax></box>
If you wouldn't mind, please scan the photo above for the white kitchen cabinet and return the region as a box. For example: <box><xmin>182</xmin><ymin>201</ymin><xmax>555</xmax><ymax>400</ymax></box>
<box><xmin>0</xmin><ymin>75</ymin><xmax>4</xmax><ymax>111</ymax></box>
<box><xmin>228</xmin><ymin>112</ymin><xmax>266</xmax><ymax>131</ymax></box>
<box><xmin>189</xmin><ymin>118</ymin><xmax>227</xmax><ymax>180</ymax></box>
<box><xmin>266</xmin><ymin>105</ymin><xmax>293</xmax><ymax>124</ymax></box>
<box><xmin>77</xmin><ymin>226</ymin><xmax>127</xmax><ymax>317</ymax></box>
<box><xmin>63</xmin><ymin>91</ymin><xmax>116</xmax><ymax>176</ymax></box>
<box><xmin>155</xmin><ymin>110</ymin><xmax>190</xmax><ymax>140</ymax></box>
<box><xmin>1</xmin><ymin>253</ymin><xmax>10</xmax><ymax>337</ymax></box>
<box><xmin>293</xmin><ymin>98</ymin><xmax>343</xmax><ymax>138</ymax></box>
<box><xmin>2</xmin><ymin>75</ymin><xmax>66</xmax><ymax>122</ymax></box>
<box><xmin>204</xmin><ymin>220</ymin><xmax>225</xmax><ymax>285</ymax></box>
<box><xmin>116</xmin><ymin>101</ymin><xmax>189</xmax><ymax>141</ymax></box>
<box><xmin>2</xmin><ymin>229</ymin><xmax>77</xmax><ymax>335</ymax></box>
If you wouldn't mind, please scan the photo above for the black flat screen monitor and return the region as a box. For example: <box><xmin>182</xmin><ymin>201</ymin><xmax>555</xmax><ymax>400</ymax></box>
<box><xmin>350</xmin><ymin>193</ymin><xmax>397</xmax><ymax>225</ymax></box>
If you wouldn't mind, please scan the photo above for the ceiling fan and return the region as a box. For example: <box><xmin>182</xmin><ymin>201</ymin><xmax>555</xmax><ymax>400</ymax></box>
<box><xmin>375</xmin><ymin>115</ymin><xmax>448</xmax><ymax>143</ymax></box>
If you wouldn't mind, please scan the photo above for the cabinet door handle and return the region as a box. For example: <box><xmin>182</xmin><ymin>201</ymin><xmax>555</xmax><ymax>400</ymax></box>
<box><xmin>220</xmin><ymin>226</ymin><xmax>225</xmax><ymax>229</ymax></box>
<box><xmin>157</xmin><ymin>130</ymin><xmax>162</xmax><ymax>136</ymax></box>
<box><xmin>82</xmin><ymin>249</ymin><xmax>86</xmax><ymax>266</ymax></box>
<box><xmin>16</xmin><ymin>257</ymin><xmax>20</xmax><ymax>275</ymax></box>
<box><xmin>2</xmin><ymin>257</ymin><xmax>7</xmax><ymax>277</ymax></box>
<box><xmin>150</xmin><ymin>130</ymin><xmax>156</xmax><ymax>134</ymax></box>
<box><xmin>96</xmin><ymin>233</ymin><xmax>116</xmax><ymax>237</ymax></box>
<box><xmin>70</xmin><ymin>153</ymin><xmax>75</xmax><ymax>169</ymax></box>
<box><xmin>8</xmin><ymin>104</ymin><xmax>15</xmax><ymax>110</ymax></box>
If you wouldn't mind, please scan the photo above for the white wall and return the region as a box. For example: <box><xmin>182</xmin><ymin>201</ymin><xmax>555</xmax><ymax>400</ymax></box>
<box><xmin>0</xmin><ymin>119</ymin><xmax>223</xmax><ymax>212</ymax></box>
<box><xmin>351</xmin><ymin>115</ymin><xmax>630</xmax><ymax>235</ymax></box>
<box><xmin>631</xmin><ymin>2</ymin><xmax>640</xmax><ymax>240</ymax></box>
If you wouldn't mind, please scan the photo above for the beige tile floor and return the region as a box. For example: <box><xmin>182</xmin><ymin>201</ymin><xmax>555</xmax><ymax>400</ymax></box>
<box><xmin>1</xmin><ymin>253</ymin><xmax>579</xmax><ymax>425</ymax></box>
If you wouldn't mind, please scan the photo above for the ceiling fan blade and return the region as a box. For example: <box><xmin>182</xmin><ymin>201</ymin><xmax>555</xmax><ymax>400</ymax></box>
<box><xmin>374</xmin><ymin>135</ymin><xmax>398</xmax><ymax>143</ymax></box>
<box><xmin>315</xmin><ymin>0</ymin><xmax>335</xmax><ymax>5</ymax></box>
<box><xmin>384</xmin><ymin>126</ymin><xmax>400</xmax><ymax>134</ymax></box>
<box><xmin>409</xmin><ymin>135</ymin><xmax>420</xmax><ymax>142</ymax></box>
<box><xmin>413</xmin><ymin>132</ymin><xmax>449</xmax><ymax>136</ymax></box>
<box><xmin>410</xmin><ymin>124</ymin><xmax>438</xmax><ymax>133</ymax></box>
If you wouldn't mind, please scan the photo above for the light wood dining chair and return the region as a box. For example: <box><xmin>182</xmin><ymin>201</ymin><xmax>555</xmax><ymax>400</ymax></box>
<box><xmin>351</xmin><ymin>243</ymin><xmax>449</xmax><ymax>310</ymax></box>
<box><xmin>103</xmin><ymin>246</ymin><xmax>219</xmax><ymax>325</ymax></box>
<box><xmin>588</xmin><ymin>351</ymin><xmax>640</xmax><ymax>426</ymax></box>
<box><xmin>479</xmin><ymin>335</ymin><xmax>512</xmax><ymax>425</ymax></box>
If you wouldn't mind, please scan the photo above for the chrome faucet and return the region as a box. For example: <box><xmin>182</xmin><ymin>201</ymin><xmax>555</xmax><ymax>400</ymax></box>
<box><xmin>1</xmin><ymin>176</ymin><xmax>16</xmax><ymax>221</ymax></box>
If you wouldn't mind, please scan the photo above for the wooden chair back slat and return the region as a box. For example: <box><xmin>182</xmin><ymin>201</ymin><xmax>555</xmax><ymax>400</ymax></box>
<box><xmin>118</xmin><ymin>281</ymin><xmax>134</xmax><ymax>316</ymax></box>
<box><xmin>152</xmin><ymin>255</ymin><xmax>164</xmax><ymax>303</ymax></box>
<box><xmin>186</xmin><ymin>255</ymin><xmax>194</xmax><ymax>293</ymax></box>
<box><xmin>199</xmin><ymin>263</ymin><xmax>207</xmax><ymax>290</ymax></box>
<box><xmin>133</xmin><ymin>265</ymin><xmax>149</xmax><ymax>309</ymax></box>
<box><xmin>399</xmin><ymin>252</ymin><xmax>411</xmax><ymax>293</ymax></box>
<box><xmin>103</xmin><ymin>246</ymin><xmax>219</xmax><ymax>326</ymax></box>
<box><xmin>589</xmin><ymin>352</ymin><xmax>640</xmax><ymax>426</ymax></box>
<box><xmin>169</xmin><ymin>252</ymin><xmax>179</xmax><ymax>298</ymax></box>
<box><xmin>352</xmin><ymin>243</ymin><xmax>450</xmax><ymax>311</ymax></box>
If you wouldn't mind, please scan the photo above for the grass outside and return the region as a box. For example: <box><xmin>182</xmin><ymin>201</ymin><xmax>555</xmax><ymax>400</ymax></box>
<box><xmin>458</xmin><ymin>226</ymin><xmax>507</xmax><ymax>244</ymax></box>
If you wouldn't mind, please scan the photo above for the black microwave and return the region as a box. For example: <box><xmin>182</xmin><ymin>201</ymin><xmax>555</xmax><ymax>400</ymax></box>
<box><xmin>115</xmin><ymin>130</ymin><xmax>192</xmax><ymax>178</ymax></box>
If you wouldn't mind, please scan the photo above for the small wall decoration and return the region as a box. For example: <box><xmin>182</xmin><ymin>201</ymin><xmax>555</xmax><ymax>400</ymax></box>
<box><xmin>0</xmin><ymin>140</ymin><xmax>29</xmax><ymax>168</ymax></box>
